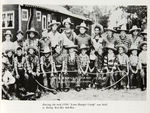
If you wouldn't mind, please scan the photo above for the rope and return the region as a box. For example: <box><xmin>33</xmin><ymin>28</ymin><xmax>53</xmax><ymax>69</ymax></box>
<box><xmin>101</xmin><ymin>72</ymin><xmax>128</xmax><ymax>91</ymax></box>
<box><xmin>32</xmin><ymin>76</ymin><xmax>57</xmax><ymax>94</ymax></box>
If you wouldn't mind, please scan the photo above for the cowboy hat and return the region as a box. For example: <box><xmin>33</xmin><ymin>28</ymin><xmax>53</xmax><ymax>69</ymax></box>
<box><xmin>17</xmin><ymin>30</ymin><xmax>24</xmax><ymax>35</ymax></box>
<box><xmin>5</xmin><ymin>49</ymin><xmax>15</xmax><ymax>54</ymax></box>
<box><xmin>129</xmin><ymin>25</ymin><xmax>141</xmax><ymax>33</ymax></box>
<box><xmin>117</xmin><ymin>25</ymin><xmax>128</xmax><ymax>33</ymax></box>
<box><xmin>26</xmin><ymin>27</ymin><xmax>39</xmax><ymax>35</ymax></box>
<box><xmin>63</xmin><ymin>18</ymin><xmax>74</xmax><ymax>26</ymax></box>
<box><xmin>41</xmin><ymin>47</ymin><xmax>52</xmax><ymax>54</ymax></box>
<box><xmin>94</xmin><ymin>23</ymin><xmax>103</xmax><ymax>32</ymax></box>
<box><xmin>65</xmin><ymin>43</ymin><xmax>78</xmax><ymax>49</ymax></box>
<box><xmin>26</xmin><ymin>46</ymin><xmax>38</xmax><ymax>53</ymax></box>
<box><xmin>104</xmin><ymin>26</ymin><xmax>116</xmax><ymax>32</ymax></box>
<box><xmin>129</xmin><ymin>44</ymin><xmax>139</xmax><ymax>51</ymax></box>
<box><xmin>116</xmin><ymin>44</ymin><xmax>128</xmax><ymax>53</ymax></box>
<box><xmin>104</xmin><ymin>43</ymin><xmax>116</xmax><ymax>51</ymax></box>
<box><xmin>48</xmin><ymin>20</ymin><xmax>61</xmax><ymax>27</ymax></box>
<box><xmin>79</xmin><ymin>44</ymin><xmax>89</xmax><ymax>50</ymax></box>
<box><xmin>139</xmin><ymin>41</ymin><xmax>147</xmax><ymax>49</ymax></box>
<box><xmin>4</xmin><ymin>30</ymin><xmax>13</xmax><ymax>37</ymax></box>
<box><xmin>76</xmin><ymin>22</ymin><xmax>89</xmax><ymax>30</ymax></box>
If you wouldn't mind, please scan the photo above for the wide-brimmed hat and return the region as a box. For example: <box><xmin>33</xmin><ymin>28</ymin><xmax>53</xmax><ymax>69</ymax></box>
<box><xmin>26</xmin><ymin>27</ymin><xmax>39</xmax><ymax>35</ymax></box>
<box><xmin>79</xmin><ymin>44</ymin><xmax>89</xmax><ymax>50</ymax></box>
<box><xmin>48</xmin><ymin>20</ymin><xmax>61</xmax><ymax>27</ymax></box>
<box><xmin>129</xmin><ymin>44</ymin><xmax>139</xmax><ymax>51</ymax></box>
<box><xmin>116</xmin><ymin>44</ymin><xmax>128</xmax><ymax>53</ymax></box>
<box><xmin>117</xmin><ymin>25</ymin><xmax>128</xmax><ymax>33</ymax></box>
<box><xmin>4</xmin><ymin>30</ymin><xmax>13</xmax><ymax>37</ymax></box>
<box><xmin>26</xmin><ymin>46</ymin><xmax>38</xmax><ymax>53</ymax></box>
<box><xmin>65</xmin><ymin>43</ymin><xmax>78</xmax><ymax>49</ymax></box>
<box><xmin>94</xmin><ymin>23</ymin><xmax>103</xmax><ymax>32</ymax></box>
<box><xmin>42</xmin><ymin>47</ymin><xmax>52</xmax><ymax>54</ymax></box>
<box><xmin>141</xmin><ymin>29</ymin><xmax>147</xmax><ymax>35</ymax></box>
<box><xmin>104</xmin><ymin>43</ymin><xmax>116</xmax><ymax>51</ymax></box>
<box><xmin>76</xmin><ymin>22</ymin><xmax>89</xmax><ymax>30</ymax></box>
<box><xmin>139</xmin><ymin>41</ymin><xmax>147</xmax><ymax>49</ymax></box>
<box><xmin>104</xmin><ymin>26</ymin><xmax>116</xmax><ymax>32</ymax></box>
<box><xmin>129</xmin><ymin>25</ymin><xmax>141</xmax><ymax>33</ymax></box>
<box><xmin>17</xmin><ymin>30</ymin><xmax>24</xmax><ymax>35</ymax></box>
<box><xmin>5</xmin><ymin>49</ymin><xmax>15</xmax><ymax>54</ymax></box>
<box><xmin>63</xmin><ymin>18</ymin><xmax>74</xmax><ymax>26</ymax></box>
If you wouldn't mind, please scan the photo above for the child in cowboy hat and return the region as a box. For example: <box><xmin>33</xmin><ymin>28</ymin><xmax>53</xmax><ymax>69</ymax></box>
<box><xmin>48</xmin><ymin>20</ymin><xmax>63</xmax><ymax>48</ymax></box>
<box><xmin>116</xmin><ymin>25</ymin><xmax>132</xmax><ymax>49</ymax></box>
<box><xmin>139</xmin><ymin>41</ymin><xmax>147</xmax><ymax>91</ymax></box>
<box><xmin>65</xmin><ymin>43</ymin><xmax>80</xmax><ymax>91</ymax></box>
<box><xmin>129</xmin><ymin>25</ymin><xmax>143</xmax><ymax>47</ymax></box>
<box><xmin>26</xmin><ymin>46</ymin><xmax>41</xmax><ymax>96</ymax></box>
<box><xmin>53</xmin><ymin>44</ymin><xmax>67</xmax><ymax>91</ymax></box>
<box><xmin>128</xmin><ymin>44</ymin><xmax>142</xmax><ymax>89</ymax></box>
<box><xmin>88</xmin><ymin>46</ymin><xmax>98</xmax><ymax>88</ymax></box>
<box><xmin>78</xmin><ymin>44</ymin><xmax>90</xmax><ymax>89</ymax></box>
<box><xmin>14</xmin><ymin>47</ymin><xmax>28</xmax><ymax>99</ymax></box>
<box><xmin>116</xmin><ymin>44</ymin><xmax>129</xmax><ymax>89</ymax></box>
<box><xmin>2</xmin><ymin>30</ymin><xmax>15</xmax><ymax>54</ymax></box>
<box><xmin>76</xmin><ymin>22</ymin><xmax>91</xmax><ymax>47</ymax></box>
<box><xmin>103</xmin><ymin>26</ymin><xmax>118</xmax><ymax>47</ymax></box>
<box><xmin>91</xmin><ymin>24</ymin><xmax>104</xmax><ymax>51</ymax></box>
<box><xmin>40</xmin><ymin>47</ymin><xmax>56</xmax><ymax>91</ymax></box>
<box><xmin>61</xmin><ymin>18</ymin><xmax>77</xmax><ymax>45</ymax></box>
<box><xmin>2</xmin><ymin>49</ymin><xmax>16</xmax><ymax>99</ymax></box>
<box><xmin>103</xmin><ymin>44</ymin><xmax>118</xmax><ymax>89</ymax></box>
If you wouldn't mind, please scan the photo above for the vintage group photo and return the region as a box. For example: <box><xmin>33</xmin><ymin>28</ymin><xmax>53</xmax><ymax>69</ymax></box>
<box><xmin>1</xmin><ymin>4</ymin><xmax>147</xmax><ymax>100</ymax></box>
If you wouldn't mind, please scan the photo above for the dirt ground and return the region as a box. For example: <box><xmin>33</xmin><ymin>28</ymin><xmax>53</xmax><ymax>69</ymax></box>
<box><xmin>38</xmin><ymin>88</ymin><xmax>146</xmax><ymax>101</ymax></box>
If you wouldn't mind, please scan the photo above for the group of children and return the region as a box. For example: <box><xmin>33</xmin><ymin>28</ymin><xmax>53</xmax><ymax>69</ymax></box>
<box><xmin>2</xmin><ymin>18</ymin><xmax>147</xmax><ymax>100</ymax></box>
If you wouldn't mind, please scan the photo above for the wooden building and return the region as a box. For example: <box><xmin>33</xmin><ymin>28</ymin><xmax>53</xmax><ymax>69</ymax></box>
<box><xmin>2</xmin><ymin>4</ymin><xmax>92</xmax><ymax>41</ymax></box>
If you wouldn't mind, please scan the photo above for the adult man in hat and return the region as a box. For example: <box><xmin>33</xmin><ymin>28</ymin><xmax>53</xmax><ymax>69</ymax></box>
<box><xmin>2</xmin><ymin>30</ymin><xmax>15</xmax><ymax>53</ymax></box>
<box><xmin>61</xmin><ymin>18</ymin><xmax>77</xmax><ymax>45</ymax></box>
<box><xmin>129</xmin><ymin>25</ymin><xmax>143</xmax><ymax>47</ymax></box>
<box><xmin>91</xmin><ymin>24</ymin><xmax>104</xmax><ymax>51</ymax></box>
<box><xmin>24</xmin><ymin>27</ymin><xmax>40</xmax><ymax>53</ymax></box>
<box><xmin>116</xmin><ymin>44</ymin><xmax>129</xmax><ymax>89</ymax></box>
<box><xmin>103</xmin><ymin>26</ymin><xmax>118</xmax><ymax>47</ymax></box>
<box><xmin>116</xmin><ymin>25</ymin><xmax>132</xmax><ymax>49</ymax></box>
<box><xmin>14</xmin><ymin>30</ymin><xmax>25</xmax><ymax>53</ymax></box>
<box><xmin>76</xmin><ymin>22</ymin><xmax>91</xmax><ymax>47</ymax></box>
<box><xmin>48</xmin><ymin>20</ymin><xmax>63</xmax><ymax>48</ymax></box>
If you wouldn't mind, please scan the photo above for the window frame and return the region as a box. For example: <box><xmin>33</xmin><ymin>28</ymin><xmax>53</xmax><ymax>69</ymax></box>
<box><xmin>21</xmin><ymin>9</ymin><xmax>28</xmax><ymax>21</ymax></box>
<box><xmin>42</xmin><ymin>15</ymin><xmax>47</xmax><ymax>30</ymax></box>
<box><xmin>36</xmin><ymin>11</ymin><xmax>41</xmax><ymax>21</ymax></box>
<box><xmin>2</xmin><ymin>11</ymin><xmax>15</xmax><ymax>29</ymax></box>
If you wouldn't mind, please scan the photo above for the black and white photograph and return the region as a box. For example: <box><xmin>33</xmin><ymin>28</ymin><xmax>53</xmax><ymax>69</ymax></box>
<box><xmin>1</xmin><ymin>4</ymin><xmax>147</xmax><ymax>101</ymax></box>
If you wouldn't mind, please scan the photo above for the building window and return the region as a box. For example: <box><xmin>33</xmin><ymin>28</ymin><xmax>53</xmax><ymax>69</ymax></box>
<box><xmin>22</xmin><ymin>9</ymin><xmax>28</xmax><ymax>21</ymax></box>
<box><xmin>36</xmin><ymin>11</ymin><xmax>41</xmax><ymax>21</ymax></box>
<box><xmin>2</xmin><ymin>11</ymin><xmax>14</xmax><ymax>29</ymax></box>
<box><xmin>47</xmin><ymin>14</ymin><xmax>52</xmax><ymax>28</ymax></box>
<box><xmin>42</xmin><ymin>15</ymin><xmax>47</xmax><ymax>30</ymax></box>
